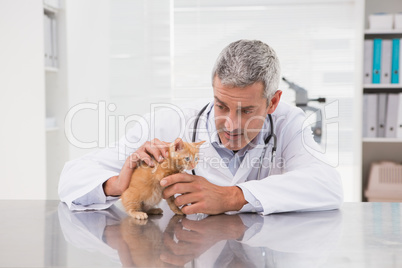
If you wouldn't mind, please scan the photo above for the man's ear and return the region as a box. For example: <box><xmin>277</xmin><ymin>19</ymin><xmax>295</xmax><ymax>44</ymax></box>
<box><xmin>267</xmin><ymin>90</ymin><xmax>283</xmax><ymax>114</ymax></box>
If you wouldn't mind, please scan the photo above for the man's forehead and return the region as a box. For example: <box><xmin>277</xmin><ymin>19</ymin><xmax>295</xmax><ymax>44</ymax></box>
<box><xmin>213</xmin><ymin>96</ymin><xmax>257</xmax><ymax>109</ymax></box>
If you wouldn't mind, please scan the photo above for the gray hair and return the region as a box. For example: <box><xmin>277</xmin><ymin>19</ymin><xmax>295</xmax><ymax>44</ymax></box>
<box><xmin>211</xmin><ymin>39</ymin><xmax>281</xmax><ymax>100</ymax></box>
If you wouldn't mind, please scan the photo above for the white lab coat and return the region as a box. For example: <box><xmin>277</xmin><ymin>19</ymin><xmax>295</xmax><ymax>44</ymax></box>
<box><xmin>59</xmin><ymin>101</ymin><xmax>343</xmax><ymax>214</ymax></box>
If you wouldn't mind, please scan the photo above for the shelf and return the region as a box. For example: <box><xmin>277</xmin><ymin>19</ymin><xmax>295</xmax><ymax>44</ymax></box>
<box><xmin>44</xmin><ymin>4</ymin><xmax>59</xmax><ymax>14</ymax></box>
<box><xmin>363</xmin><ymin>138</ymin><xmax>402</xmax><ymax>143</ymax></box>
<box><xmin>363</xmin><ymin>84</ymin><xmax>402</xmax><ymax>93</ymax></box>
<box><xmin>365</xmin><ymin>29</ymin><xmax>402</xmax><ymax>35</ymax></box>
<box><xmin>45</xmin><ymin>66</ymin><xmax>59</xmax><ymax>73</ymax></box>
<box><xmin>364</xmin><ymin>84</ymin><xmax>402</xmax><ymax>88</ymax></box>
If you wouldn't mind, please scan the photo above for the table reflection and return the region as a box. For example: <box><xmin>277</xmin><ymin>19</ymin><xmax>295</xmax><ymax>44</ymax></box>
<box><xmin>58</xmin><ymin>202</ymin><xmax>341</xmax><ymax>267</ymax></box>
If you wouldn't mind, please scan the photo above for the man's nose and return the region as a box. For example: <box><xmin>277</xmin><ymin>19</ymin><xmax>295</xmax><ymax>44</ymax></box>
<box><xmin>224</xmin><ymin>111</ymin><xmax>241</xmax><ymax>132</ymax></box>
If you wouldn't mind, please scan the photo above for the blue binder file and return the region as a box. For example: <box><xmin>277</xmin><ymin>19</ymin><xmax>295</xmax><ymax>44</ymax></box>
<box><xmin>372</xmin><ymin>39</ymin><xmax>382</xmax><ymax>84</ymax></box>
<box><xmin>391</xmin><ymin>39</ymin><xmax>400</xmax><ymax>84</ymax></box>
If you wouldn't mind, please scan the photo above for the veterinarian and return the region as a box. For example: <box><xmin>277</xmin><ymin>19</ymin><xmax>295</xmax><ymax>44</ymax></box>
<box><xmin>59</xmin><ymin>39</ymin><xmax>343</xmax><ymax>215</ymax></box>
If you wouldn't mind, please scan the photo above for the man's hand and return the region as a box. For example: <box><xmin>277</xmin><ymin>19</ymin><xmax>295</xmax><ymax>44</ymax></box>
<box><xmin>161</xmin><ymin>173</ymin><xmax>247</xmax><ymax>215</ymax></box>
<box><xmin>103</xmin><ymin>138</ymin><xmax>170</xmax><ymax>196</ymax></box>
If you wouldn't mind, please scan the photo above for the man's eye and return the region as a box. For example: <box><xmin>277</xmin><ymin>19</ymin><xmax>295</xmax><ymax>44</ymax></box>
<box><xmin>217</xmin><ymin>105</ymin><xmax>224</xmax><ymax>110</ymax></box>
<box><xmin>184</xmin><ymin>157</ymin><xmax>190</xmax><ymax>161</ymax></box>
<box><xmin>243</xmin><ymin>110</ymin><xmax>252</xmax><ymax>114</ymax></box>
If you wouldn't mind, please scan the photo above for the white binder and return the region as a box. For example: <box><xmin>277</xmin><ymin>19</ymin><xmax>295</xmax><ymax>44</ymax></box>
<box><xmin>381</xmin><ymin>39</ymin><xmax>392</xmax><ymax>84</ymax></box>
<box><xmin>44</xmin><ymin>14</ymin><xmax>53</xmax><ymax>67</ymax></box>
<box><xmin>51</xmin><ymin>17</ymin><xmax>58</xmax><ymax>68</ymax></box>
<box><xmin>363</xmin><ymin>94</ymin><xmax>368</xmax><ymax>137</ymax></box>
<box><xmin>43</xmin><ymin>14</ymin><xmax>50</xmax><ymax>66</ymax></box>
<box><xmin>397</xmin><ymin>93</ymin><xmax>402</xmax><ymax>138</ymax></box>
<box><xmin>44</xmin><ymin>0</ymin><xmax>60</xmax><ymax>9</ymax></box>
<box><xmin>377</xmin><ymin>93</ymin><xmax>388</xmax><ymax>137</ymax></box>
<box><xmin>363</xmin><ymin>40</ymin><xmax>373</xmax><ymax>84</ymax></box>
<box><xmin>385</xmin><ymin>94</ymin><xmax>399</xmax><ymax>138</ymax></box>
<box><xmin>365</xmin><ymin>94</ymin><xmax>378</xmax><ymax>138</ymax></box>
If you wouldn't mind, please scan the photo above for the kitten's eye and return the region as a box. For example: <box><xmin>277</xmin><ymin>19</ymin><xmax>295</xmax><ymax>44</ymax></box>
<box><xmin>184</xmin><ymin>157</ymin><xmax>190</xmax><ymax>161</ymax></box>
<box><xmin>194</xmin><ymin>157</ymin><xmax>198</xmax><ymax>161</ymax></box>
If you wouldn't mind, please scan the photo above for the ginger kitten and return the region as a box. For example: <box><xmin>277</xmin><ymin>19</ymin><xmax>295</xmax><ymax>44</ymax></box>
<box><xmin>121</xmin><ymin>139</ymin><xmax>205</xmax><ymax>219</ymax></box>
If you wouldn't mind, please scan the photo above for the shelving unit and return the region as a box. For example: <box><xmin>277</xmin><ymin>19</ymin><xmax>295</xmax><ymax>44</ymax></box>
<box><xmin>362</xmin><ymin>0</ymin><xmax>402</xmax><ymax>201</ymax></box>
<box><xmin>43</xmin><ymin>0</ymin><xmax>70</xmax><ymax>200</ymax></box>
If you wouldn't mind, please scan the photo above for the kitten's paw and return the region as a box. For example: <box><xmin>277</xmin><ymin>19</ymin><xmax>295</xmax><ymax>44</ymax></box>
<box><xmin>129</xmin><ymin>211</ymin><xmax>148</xmax><ymax>220</ymax></box>
<box><xmin>129</xmin><ymin>218</ymin><xmax>148</xmax><ymax>225</ymax></box>
<box><xmin>147</xmin><ymin>208</ymin><xmax>163</xmax><ymax>215</ymax></box>
<box><xmin>174</xmin><ymin>210</ymin><xmax>184</xmax><ymax>215</ymax></box>
<box><xmin>170</xmin><ymin>208</ymin><xmax>184</xmax><ymax>215</ymax></box>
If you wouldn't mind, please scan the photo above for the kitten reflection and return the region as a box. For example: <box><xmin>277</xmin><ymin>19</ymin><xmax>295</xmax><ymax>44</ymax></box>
<box><xmin>118</xmin><ymin>216</ymin><xmax>170</xmax><ymax>267</ymax></box>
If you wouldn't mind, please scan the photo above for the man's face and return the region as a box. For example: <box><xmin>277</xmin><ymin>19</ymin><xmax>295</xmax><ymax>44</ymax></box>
<box><xmin>213</xmin><ymin>76</ymin><xmax>278</xmax><ymax>151</ymax></box>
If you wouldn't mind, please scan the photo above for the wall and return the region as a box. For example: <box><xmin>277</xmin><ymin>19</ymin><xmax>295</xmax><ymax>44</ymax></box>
<box><xmin>0</xmin><ymin>0</ymin><xmax>46</xmax><ymax>199</ymax></box>
<box><xmin>64</xmin><ymin>0</ymin><xmax>111</xmax><ymax>159</ymax></box>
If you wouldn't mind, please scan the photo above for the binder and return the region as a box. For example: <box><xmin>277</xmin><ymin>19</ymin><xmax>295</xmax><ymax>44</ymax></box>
<box><xmin>44</xmin><ymin>0</ymin><xmax>60</xmax><ymax>8</ymax></box>
<box><xmin>385</xmin><ymin>94</ymin><xmax>399</xmax><ymax>138</ymax></box>
<box><xmin>51</xmin><ymin>17</ymin><xmax>58</xmax><ymax>68</ymax></box>
<box><xmin>363</xmin><ymin>94</ymin><xmax>369</xmax><ymax>137</ymax></box>
<box><xmin>391</xmin><ymin>39</ymin><xmax>400</xmax><ymax>83</ymax></box>
<box><xmin>400</xmin><ymin>39</ymin><xmax>402</xmax><ymax>85</ymax></box>
<box><xmin>365</xmin><ymin>94</ymin><xmax>378</xmax><ymax>138</ymax></box>
<box><xmin>377</xmin><ymin>93</ymin><xmax>388</xmax><ymax>137</ymax></box>
<box><xmin>43</xmin><ymin>14</ymin><xmax>47</xmax><ymax>65</ymax></box>
<box><xmin>363</xmin><ymin>40</ymin><xmax>373</xmax><ymax>84</ymax></box>
<box><xmin>45</xmin><ymin>14</ymin><xmax>53</xmax><ymax>67</ymax></box>
<box><xmin>43</xmin><ymin>14</ymin><xmax>50</xmax><ymax>66</ymax></box>
<box><xmin>381</xmin><ymin>39</ymin><xmax>392</xmax><ymax>84</ymax></box>
<box><xmin>397</xmin><ymin>93</ymin><xmax>402</xmax><ymax>138</ymax></box>
<box><xmin>372</xmin><ymin>39</ymin><xmax>382</xmax><ymax>83</ymax></box>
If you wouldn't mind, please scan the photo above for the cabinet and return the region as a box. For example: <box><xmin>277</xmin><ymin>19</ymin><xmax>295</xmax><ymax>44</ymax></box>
<box><xmin>362</xmin><ymin>0</ymin><xmax>402</xmax><ymax>201</ymax></box>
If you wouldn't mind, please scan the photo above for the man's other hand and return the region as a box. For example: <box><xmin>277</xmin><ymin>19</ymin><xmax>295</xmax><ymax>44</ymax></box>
<box><xmin>161</xmin><ymin>173</ymin><xmax>247</xmax><ymax>215</ymax></box>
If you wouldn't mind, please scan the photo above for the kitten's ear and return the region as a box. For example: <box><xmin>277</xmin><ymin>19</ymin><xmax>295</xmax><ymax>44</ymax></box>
<box><xmin>171</xmin><ymin>138</ymin><xmax>184</xmax><ymax>152</ymax></box>
<box><xmin>194</xmin><ymin>140</ymin><xmax>206</xmax><ymax>148</ymax></box>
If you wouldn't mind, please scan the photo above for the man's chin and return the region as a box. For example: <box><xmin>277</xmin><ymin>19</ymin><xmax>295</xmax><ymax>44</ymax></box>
<box><xmin>225</xmin><ymin>145</ymin><xmax>244</xmax><ymax>151</ymax></box>
<box><xmin>220</xmin><ymin>138</ymin><xmax>246</xmax><ymax>151</ymax></box>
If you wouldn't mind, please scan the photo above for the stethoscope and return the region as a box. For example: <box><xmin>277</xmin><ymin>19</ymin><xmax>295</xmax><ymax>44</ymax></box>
<box><xmin>191</xmin><ymin>103</ymin><xmax>277</xmax><ymax>179</ymax></box>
